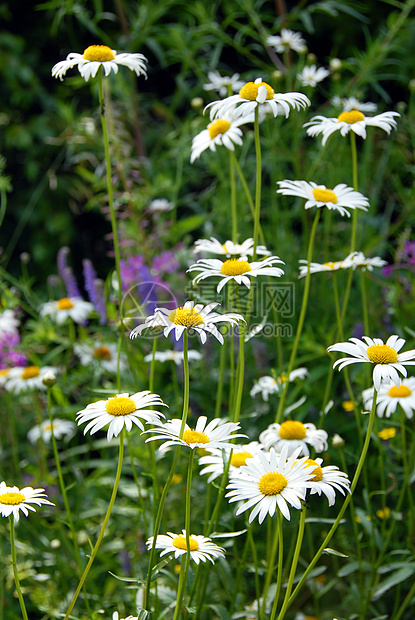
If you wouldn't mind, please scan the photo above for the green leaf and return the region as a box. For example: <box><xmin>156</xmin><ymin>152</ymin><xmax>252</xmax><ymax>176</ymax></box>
<box><xmin>323</xmin><ymin>547</ymin><xmax>349</xmax><ymax>558</ymax></box>
<box><xmin>372</xmin><ymin>565</ymin><xmax>415</xmax><ymax>600</ymax></box>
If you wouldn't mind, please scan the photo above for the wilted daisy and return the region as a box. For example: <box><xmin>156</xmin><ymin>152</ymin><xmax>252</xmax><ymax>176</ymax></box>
<box><xmin>193</xmin><ymin>236</ymin><xmax>270</xmax><ymax>257</ymax></box>
<box><xmin>304</xmin><ymin>109</ymin><xmax>400</xmax><ymax>145</ymax></box>
<box><xmin>346</xmin><ymin>251</ymin><xmax>387</xmax><ymax>271</ymax></box>
<box><xmin>267</xmin><ymin>29</ymin><xmax>307</xmax><ymax>54</ymax></box>
<box><xmin>205</xmin><ymin>77</ymin><xmax>310</xmax><ymax>120</ymax></box>
<box><xmin>188</xmin><ymin>255</ymin><xmax>284</xmax><ymax>293</ymax></box>
<box><xmin>130</xmin><ymin>301</ymin><xmax>244</xmax><ymax>345</ymax></box>
<box><xmin>0</xmin><ymin>482</ymin><xmax>54</xmax><ymax>521</ymax></box>
<box><xmin>250</xmin><ymin>368</ymin><xmax>309</xmax><ymax>401</ymax></box>
<box><xmin>198</xmin><ymin>442</ymin><xmax>263</xmax><ymax>482</ymax></box>
<box><xmin>331</xmin><ymin>96</ymin><xmax>377</xmax><ymax>113</ymax></box>
<box><xmin>146</xmin><ymin>530</ymin><xmax>225</xmax><ymax>565</ymax></box>
<box><xmin>5</xmin><ymin>365</ymin><xmax>58</xmax><ymax>394</ymax></box>
<box><xmin>297</xmin><ymin>65</ymin><xmax>330</xmax><ymax>88</ymax></box>
<box><xmin>277</xmin><ymin>180</ymin><xmax>369</xmax><ymax>217</ymax></box>
<box><xmin>28</xmin><ymin>419</ymin><xmax>76</xmax><ymax>444</ymax></box>
<box><xmin>304</xmin><ymin>458</ymin><xmax>350</xmax><ymax>506</ymax></box>
<box><xmin>328</xmin><ymin>335</ymin><xmax>415</xmax><ymax>391</ymax></box>
<box><xmin>259</xmin><ymin>420</ymin><xmax>328</xmax><ymax>456</ymax></box>
<box><xmin>362</xmin><ymin>377</ymin><xmax>415</xmax><ymax>419</ymax></box>
<box><xmin>203</xmin><ymin>71</ymin><xmax>245</xmax><ymax>96</ymax></box>
<box><xmin>76</xmin><ymin>391</ymin><xmax>167</xmax><ymax>442</ymax></box>
<box><xmin>298</xmin><ymin>256</ymin><xmax>355</xmax><ymax>278</ymax></box>
<box><xmin>40</xmin><ymin>297</ymin><xmax>94</xmax><ymax>324</ymax></box>
<box><xmin>74</xmin><ymin>342</ymin><xmax>127</xmax><ymax>374</ymax></box>
<box><xmin>143</xmin><ymin>349</ymin><xmax>202</xmax><ymax>365</ymax></box>
<box><xmin>226</xmin><ymin>446</ymin><xmax>316</xmax><ymax>523</ymax></box>
<box><xmin>52</xmin><ymin>44</ymin><xmax>147</xmax><ymax>82</ymax></box>
<box><xmin>0</xmin><ymin>309</ymin><xmax>19</xmax><ymax>336</ymax></box>
<box><xmin>145</xmin><ymin>416</ymin><xmax>245</xmax><ymax>452</ymax></box>
<box><xmin>190</xmin><ymin>110</ymin><xmax>251</xmax><ymax>163</ymax></box>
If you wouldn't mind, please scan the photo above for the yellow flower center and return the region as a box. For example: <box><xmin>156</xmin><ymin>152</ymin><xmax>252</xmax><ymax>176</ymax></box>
<box><xmin>312</xmin><ymin>188</ymin><xmax>338</xmax><ymax>203</ymax></box>
<box><xmin>220</xmin><ymin>259</ymin><xmax>252</xmax><ymax>276</ymax></box>
<box><xmin>304</xmin><ymin>458</ymin><xmax>323</xmax><ymax>482</ymax></box>
<box><xmin>57</xmin><ymin>297</ymin><xmax>74</xmax><ymax>310</ymax></box>
<box><xmin>208</xmin><ymin>120</ymin><xmax>231</xmax><ymax>140</ymax></box>
<box><xmin>93</xmin><ymin>346</ymin><xmax>112</xmax><ymax>361</ymax></box>
<box><xmin>168</xmin><ymin>307</ymin><xmax>204</xmax><ymax>328</ymax></box>
<box><xmin>278</xmin><ymin>374</ymin><xmax>287</xmax><ymax>383</ymax></box>
<box><xmin>323</xmin><ymin>261</ymin><xmax>338</xmax><ymax>269</ymax></box>
<box><xmin>172</xmin><ymin>536</ymin><xmax>199</xmax><ymax>551</ymax></box>
<box><xmin>83</xmin><ymin>45</ymin><xmax>116</xmax><ymax>62</ymax></box>
<box><xmin>181</xmin><ymin>430</ymin><xmax>209</xmax><ymax>444</ymax></box>
<box><xmin>378</xmin><ymin>427</ymin><xmax>396</xmax><ymax>440</ymax></box>
<box><xmin>279</xmin><ymin>420</ymin><xmax>306</xmax><ymax>440</ymax></box>
<box><xmin>338</xmin><ymin>109</ymin><xmax>365</xmax><ymax>124</ymax></box>
<box><xmin>0</xmin><ymin>369</ymin><xmax>9</xmax><ymax>377</ymax></box>
<box><xmin>388</xmin><ymin>385</ymin><xmax>411</xmax><ymax>398</ymax></box>
<box><xmin>230</xmin><ymin>451</ymin><xmax>253</xmax><ymax>468</ymax></box>
<box><xmin>105</xmin><ymin>396</ymin><xmax>137</xmax><ymax>416</ymax></box>
<box><xmin>0</xmin><ymin>491</ymin><xmax>25</xmax><ymax>505</ymax></box>
<box><xmin>239</xmin><ymin>81</ymin><xmax>275</xmax><ymax>101</ymax></box>
<box><xmin>43</xmin><ymin>423</ymin><xmax>54</xmax><ymax>430</ymax></box>
<box><xmin>258</xmin><ymin>472</ymin><xmax>287</xmax><ymax>495</ymax></box>
<box><xmin>376</xmin><ymin>506</ymin><xmax>391</xmax><ymax>519</ymax></box>
<box><xmin>366</xmin><ymin>344</ymin><xmax>398</xmax><ymax>364</ymax></box>
<box><xmin>21</xmin><ymin>365</ymin><xmax>40</xmax><ymax>380</ymax></box>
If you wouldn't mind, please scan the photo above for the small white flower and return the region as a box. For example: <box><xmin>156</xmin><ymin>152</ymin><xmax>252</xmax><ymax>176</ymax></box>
<box><xmin>206</xmin><ymin>77</ymin><xmax>310</xmax><ymax>120</ymax></box>
<box><xmin>362</xmin><ymin>378</ymin><xmax>415</xmax><ymax>419</ymax></box>
<box><xmin>40</xmin><ymin>297</ymin><xmax>94</xmax><ymax>324</ymax></box>
<box><xmin>145</xmin><ymin>415</ymin><xmax>245</xmax><ymax>452</ymax></box>
<box><xmin>146</xmin><ymin>530</ymin><xmax>225</xmax><ymax>565</ymax></box>
<box><xmin>193</xmin><ymin>237</ymin><xmax>270</xmax><ymax>257</ymax></box>
<box><xmin>27</xmin><ymin>419</ymin><xmax>76</xmax><ymax>444</ymax></box>
<box><xmin>0</xmin><ymin>309</ymin><xmax>19</xmax><ymax>337</ymax></box>
<box><xmin>267</xmin><ymin>29</ymin><xmax>307</xmax><ymax>54</ymax></box>
<box><xmin>76</xmin><ymin>391</ymin><xmax>167</xmax><ymax>442</ymax></box>
<box><xmin>74</xmin><ymin>342</ymin><xmax>127</xmax><ymax>374</ymax></box>
<box><xmin>305</xmin><ymin>457</ymin><xmax>350</xmax><ymax>506</ymax></box>
<box><xmin>304</xmin><ymin>109</ymin><xmax>399</xmax><ymax>146</ymax></box>
<box><xmin>331</xmin><ymin>96</ymin><xmax>377</xmax><ymax>113</ymax></box>
<box><xmin>259</xmin><ymin>420</ymin><xmax>328</xmax><ymax>456</ymax></box>
<box><xmin>188</xmin><ymin>255</ymin><xmax>284</xmax><ymax>293</ymax></box>
<box><xmin>329</xmin><ymin>58</ymin><xmax>342</xmax><ymax>72</ymax></box>
<box><xmin>277</xmin><ymin>180</ymin><xmax>369</xmax><ymax>217</ymax></box>
<box><xmin>0</xmin><ymin>482</ymin><xmax>54</xmax><ymax>521</ymax></box>
<box><xmin>191</xmin><ymin>110</ymin><xmax>251</xmax><ymax>163</ymax></box>
<box><xmin>328</xmin><ymin>335</ymin><xmax>415</xmax><ymax>391</ymax></box>
<box><xmin>5</xmin><ymin>365</ymin><xmax>59</xmax><ymax>394</ymax></box>
<box><xmin>52</xmin><ymin>44</ymin><xmax>147</xmax><ymax>82</ymax></box>
<box><xmin>297</xmin><ymin>65</ymin><xmax>330</xmax><ymax>87</ymax></box>
<box><xmin>143</xmin><ymin>350</ymin><xmax>202</xmax><ymax>365</ymax></box>
<box><xmin>250</xmin><ymin>368</ymin><xmax>309</xmax><ymax>401</ymax></box>
<box><xmin>226</xmin><ymin>446</ymin><xmax>316</xmax><ymax>523</ymax></box>
<box><xmin>130</xmin><ymin>301</ymin><xmax>245</xmax><ymax>345</ymax></box>
<box><xmin>147</xmin><ymin>198</ymin><xmax>174</xmax><ymax>213</ymax></box>
<box><xmin>198</xmin><ymin>442</ymin><xmax>264</xmax><ymax>483</ymax></box>
<box><xmin>203</xmin><ymin>71</ymin><xmax>245</xmax><ymax>97</ymax></box>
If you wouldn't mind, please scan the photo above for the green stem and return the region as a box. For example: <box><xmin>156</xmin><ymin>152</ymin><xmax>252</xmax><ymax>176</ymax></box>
<box><xmin>252</xmin><ymin>106</ymin><xmax>262</xmax><ymax>260</ymax></box>
<box><xmin>233</xmin><ymin>157</ymin><xmax>267</xmax><ymax>247</ymax></box>
<box><xmin>214</xmin><ymin>337</ymin><xmax>226</xmax><ymax>418</ymax></box>
<box><xmin>275</xmin><ymin>210</ymin><xmax>320</xmax><ymax>423</ymax></box>
<box><xmin>260</xmin><ymin>513</ymin><xmax>282</xmax><ymax>620</ymax></box>
<box><xmin>9</xmin><ymin>515</ymin><xmax>29</xmax><ymax>620</ymax></box>
<box><xmin>393</xmin><ymin>575</ymin><xmax>415</xmax><ymax>620</ymax></box>
<box><xmin>229</xmin><ymin>149</ymin><xmax>238</xmax><ymax>243</ymax></box>
<box><xmin>63</xmin><ymin>430</ymin><xmax>124</xmax><ymax>620</ymax></box>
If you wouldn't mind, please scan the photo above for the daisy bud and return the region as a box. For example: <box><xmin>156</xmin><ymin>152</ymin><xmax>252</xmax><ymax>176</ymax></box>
<box><xmin>332</xmin><ymin>433</ymin><xmax>345</xmax><ymax>448</ymax></box>
<box><xmin>329</xmin><ymin>58</ymin><xmax>342</xmax><ymax>71</ymax></box>
<box><xmin>191</xmin><ymin>97</ymin><xmax>204</xmax><ymax>109</ymax></box>
<box><xmin>42</xmin><ymin>370</ymin><xmax>57</xmax><ymax>387</ymax></box>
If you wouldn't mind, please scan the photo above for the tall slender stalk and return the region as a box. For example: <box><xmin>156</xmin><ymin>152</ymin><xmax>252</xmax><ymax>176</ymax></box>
<box><xmin>252</xmin><ymin>106</ymin><xmax>262</xmax><ymax>260</ymax></box>
<box><xmin>9</xmin><ymin>515</ymin><xmax>29</xmax><ymax>620</ymax></box>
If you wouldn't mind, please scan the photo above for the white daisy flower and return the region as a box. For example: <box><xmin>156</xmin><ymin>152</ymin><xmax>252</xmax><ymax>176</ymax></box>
<box><xmin>188</xmin><ymin>255</ymin><xmax>284</xmax><ymax>293</ymax></box>
<box><xmin>145</xmin><ymin>415</ymin><xmax>245</xmax><ymax>452</ymax></box>
<box><xmin>250</xmin><ymin>368</ymin><xmax>309</xmax><ymax>401</ymax></box>
<box><xmin>297</xmin><ymin>65</ymin><xmax>330</xmax><ymax>88</ymax></box>
<box><xmin>327</xmin><ymin>335</ymin><xmax>415</xmax><ymax>391</ymax></box>
<box><xmin>203</xmin><ymin>71</ymin><xmax>245</xmax><ymax>96</ymax></box>
<box><xmin>147</xmin><ymin>198</ymin><xmax>174</xmax><ymax>213</ymax></box>
<box><xmin>27</xmin><ymin>419</ymin><xmax>76</xmax><ymax>444</ymax></box>
<box><xmin>39</xmin><ymin>297</ymin><xmax>94</xmax><ymax>325</ymax></box>
<box><xmin>298</xmin><ymin>256</ymin><xmax>354</xmax><ymax>278</ymax></box>
<box><xmin>193</xmin><ymin>237</ymin><xmax>271</xmax><ymax>257</ymax></box>
<box><xmin>304</xmin><ymin>109</ymin><xmax>400</xmax><ymax>146</ymax></box>
<box><xmin>346</xmin><ymin>251</ymin><xmax>387</xmax><ymax>271</ymax></box>
<box><xmin>0</xmin><ymin>309</ymin><xmax>19</xmax><ymax>336</ymax></box>
<box><xmin>130</xmin><ymin>301</ymin><xmax>244</xmax><ymax>345</ymax></box>
<box><xmin>74</xmin><ymin>342</ymin><xmax>127</xmax><ymax>374</ymax></box>
<box><xmin>76</xmin><ymin>391</ymin><xmax>167</xmax><ymax>443</ymax></box>
<box><xmin>304</xmin><ymin>457</ymin><xmax>350</xmax><ymax>506</ymax></box>
<box><xmin>331</xmin><ymin>96</ymin><xmax>377</xmax><ymax>113</ymax></box>
<box><xmin>146</xmin><ymin>530</ymin><xmax>225</xmax><ymax>565</ymax></box>
<box><xmin>205</xmin><ymin>77</ymin><xmax>310</xmax><ymax>120</ymax></box>
<box><xmin>226</xmin><ymin>446</ymin><xmax>316</xmax><ymax>523</ymax></box>
<box><xmin>112</xmin><ymin>614</ymin><xmax>138</xmax><ymax>620</ymax></box>
<box><xmin>5</xmin><ymin>365</ymin><xmax>59</xmax><ymax>394</ymax></box>
<box><xmin>0</xmin><ymin>368</ymin><xmax>11</xmax><ymax>387</ymax></box>
<box><xmin>259</xmin><ymin>420</ymin><xmax>328</xmax><ymax>456</ymax></box>
<box><xmin>266</xmin><ymin>29</ymin><xmax>307</xmax><ymax>54</ymax></box>
<box><xmin>52</xmin><ymin>44</ymin><xmax>147</xmax><ymax>82</ymax></box>
<box><xmin>198</xmin><ymin>442</ymin><xmax>264</xmax><ymax>483</ymax></box>
<box><xmin>277</xmin><ymin>180</ymin><xmax>369</xmax><ymax>217</ymax></box>
<box><xmin>0</xmin><ymin>482</ymin><xmax>54</xmax><ymax>521</ymax></box>
<box><xmin>191</xmin><ymin>110</ymin><xmax>251</xmax><ymax>163</ymax></box>
<box><xmin>143</xmin><ymin>350</ymin><xmax>202</xmax><ymax>365</ymax></box>
<box><xmin>362</xmin><ymin>378</ymin><xmax>415</xmax><ymax>420</ymax></box>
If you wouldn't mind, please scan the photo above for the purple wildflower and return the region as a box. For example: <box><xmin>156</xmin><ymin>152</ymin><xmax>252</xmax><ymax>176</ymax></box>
<box><xmin>83</xmin><ymin>260</ymin><xmax>107</xmax><ymax>324</ymax></box>
<box><xmin>57</xmin><ymin>247</ymin><xmax>82</xmax><ymax>298</ymax></box>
